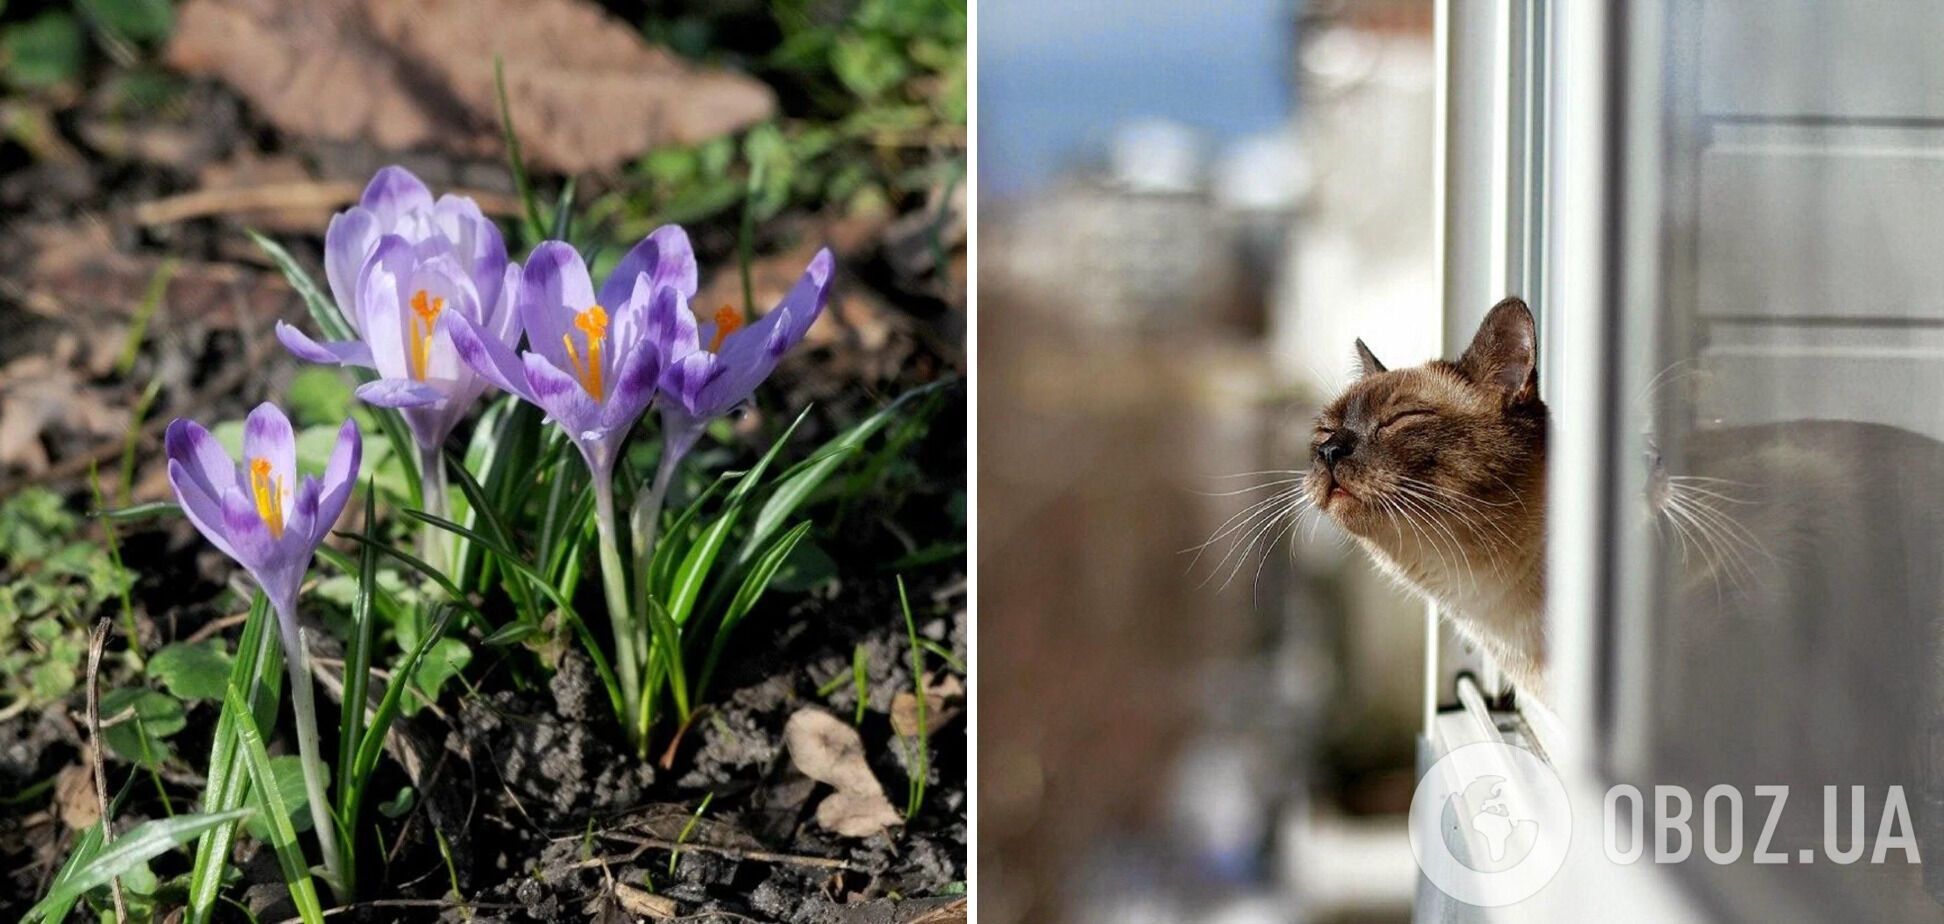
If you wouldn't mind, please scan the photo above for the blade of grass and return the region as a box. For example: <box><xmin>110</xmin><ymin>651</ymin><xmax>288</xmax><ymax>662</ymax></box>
<box><xmin>494</xmin><ymin>55</ymin><xmax>546</xmax><ymax>243</ymax></box>
<box><xmin>732</xmin><ymin>382</ymin><xmax>948</xmax><ymax>574</ymax></box>
<box><xmin>116</xmin><ymin>257</ymin><xmax>176</xmax><ymax>374</ymax></box>
<box><xmin>851</xmin><ymin>644</ymin><xmax>869</xmax><ymax>726</ymax></box>
<box><xmin>667</xmin><ymin>792</ymin><xmax>714</xmax><ymax>876</ymax></box>
<box><xmin>24</xmin><ymin>809</ymin><xmax>256</xmax><ymax>923</ymax></box>
<box><xmin>87</xmin><ymin>463</ymin><xmax>141</xmax><ymax>665</ymax></box>
<box><xmin>186</xmin><ymin>592</ymin><xmax>282</xmax><ymax>923</ymax></box>
<box><xmin>96</xmin><ymin>500</ymin><xmax>181</xmax><ymax>522</ymax></box>
<box><xmin>347</xmin><ymin>606</ymin><xmax>455</xmax><ymax>821</ymax></box>
<box><xmin>693</xmin><ymin>521</ymin><xmax>812</xmax><ymax>700</ymax></box>
<box><xmin>333</xmin><ymin>482</ymin><xmax>379</xmax><ymax>891</ymax></box>
<box><xmin>225</xmin><ymin>687</ymin><xmax>327</xmax><ymax>923</ymax></box>
<box><xmin>897</xmin><ymin>576</ymin><xmax>928</xmax><ymax>819</ymax></box>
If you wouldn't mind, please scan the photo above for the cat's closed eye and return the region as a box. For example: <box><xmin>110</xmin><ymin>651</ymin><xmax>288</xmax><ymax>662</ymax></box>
<box><xmin>1379</xmin><ymin>409</ymin><xmax>1436</xmax><ymax>430</ymax></box>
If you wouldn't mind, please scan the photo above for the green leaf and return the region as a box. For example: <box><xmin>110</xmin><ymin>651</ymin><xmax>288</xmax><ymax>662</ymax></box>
<box><xmin>242</xmin><ymin>754</ymin><xmax>313</xmax><ymax>839</ymax></box>
<box><xmin>99</xmin><ymin>688</ymin><xmax>186</xmax><ymax>766</ymax></box>
<box><xmin>2</xmin><ymin>13</ymin><xmax>83</xmax><ymax>90</ymax></box>
<box><xmin>377</xmin><ymin>787</ymin><xmax>416</xmax><ymax>819</ymax></box>
<box><xmin>185</xmin><ymin>592</ymin><xmax>282</xmax><ymax>924</ymax></box>
<box><xmin>772</xmin><ymin>539</ymin><xmax>838</xmax><ymax>593</ymax></box>
<box><xmin>22</xmin><ymin>808</ymin><xmax>254</xmax><ymax>923</ymax></box>
<box><xmin>285</xmin><ymin>368</ymin><xmax>354</xmax><ymax>425</ymax></box>
<box><xmin>147</xmin><ymin>641</ymin><xmax>232</xmax><ymax>701</ymax></box>
<box><xmin>405</xmin><ymin>637</ymin><xmax>471</xmax><ymax>712</ymax></box>
<box><xmin>832</xmin><ymin>33</ymin><xmax>909</xmax><ymax>100</ymax></box>
<box><xmin>80</xmin><ymin>0</ymin><xmax>174</xmax><ymax>44</ymax></box>
<box><xmin>225</xmin><ymin>687</ymin><xmax>327</xmax><ymax>924</ymax></box>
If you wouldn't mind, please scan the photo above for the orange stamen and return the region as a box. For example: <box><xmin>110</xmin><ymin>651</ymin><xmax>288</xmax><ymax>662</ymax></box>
<box><xmin>709</xmin><ymin>304</ymin><xmax>742</xmax><ymax>353</ymax></box>
<box><xmin>407</xmin><ymin>289</ymin><xmax>446</xmax><ymax>381</ymax></box>
<box><xmin>249</xmin><ymin>458</ymin><xmax>286</xmax><ymax>539</ymax></box>
<box><xmin>562</xmin><ymin>304</ymin><xmax>609</xmax><ymax>400</ymax></box>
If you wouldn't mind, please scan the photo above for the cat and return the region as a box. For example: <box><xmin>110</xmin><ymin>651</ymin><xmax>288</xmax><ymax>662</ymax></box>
<box><xmin>1306</xmin><ymin>297</ymin><xmax>1550</xmax><ymax>695</ymax></box>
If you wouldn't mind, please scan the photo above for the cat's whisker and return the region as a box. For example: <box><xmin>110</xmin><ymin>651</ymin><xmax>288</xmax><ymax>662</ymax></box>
<box><xmin>1196</xmin><ymin>490</ymin><xmax>1312</xmax><ymax>587</ymax></box>
<box><xmin>1185</xmin><ymin>487</ymin><xmax>1306</xmax><ymax>556</ymax></box>
<box><xmin>1192</xmin><ymin>478</ymin><xmax>1310</xmax><ymax>498</ymax></box>
<box><xmin>1217</xmin><ymin>494</ymin><xmax>1307</xmax><ymax>591</ymax></box>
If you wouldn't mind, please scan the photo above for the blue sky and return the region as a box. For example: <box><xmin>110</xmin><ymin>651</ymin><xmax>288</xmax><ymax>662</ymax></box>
<box><xmin>979</xmin><ymin>0</ymin><xmax>1298</xmax><ymax>198</ymax></box>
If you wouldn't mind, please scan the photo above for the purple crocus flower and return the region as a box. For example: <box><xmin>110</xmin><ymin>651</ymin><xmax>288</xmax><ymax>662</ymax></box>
<box><xmin>444</xmin><ymin>226</ymin><xmax>697</xmax><ymax>478</ymax></box>
<box><xmin>656</xmin><ymin>248</ymin><xmax>835</xmax><ymax>464</ymax></box>
<box><xmin>165</xmin><ymin>404</ymin><xmax>361</xmax><ymax>618</ymax></box>
<box><xmin>165</xmin><ymin>403</ymin><xmax>360</xmax><ymax>884</ymax></box>
<box><xmin>275</xmin><ymin>166</ymin><xmax>519</xmax><ymax>452</ymax></box>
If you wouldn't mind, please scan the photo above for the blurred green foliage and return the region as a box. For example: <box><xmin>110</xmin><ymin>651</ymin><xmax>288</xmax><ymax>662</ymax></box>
<box><xmin>1</xmin><ymin>0</ymin><xmax>174</xmax><ymax>91</ymax></box>
<box><xmin>0</xmin><ymin>487</ymin><xmax>129</xmax><ymax>712</ymax></box>
<box><xmin>626</xmin><ymin>0</ymin><xmax>966</xmax><ymax>233</ymax></box>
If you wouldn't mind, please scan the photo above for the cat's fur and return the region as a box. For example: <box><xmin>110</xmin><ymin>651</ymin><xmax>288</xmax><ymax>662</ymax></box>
<box><xmin>1307</xmin><ymin>298</ymin><xmax>1550</xmax><ymax>694</ymax></box>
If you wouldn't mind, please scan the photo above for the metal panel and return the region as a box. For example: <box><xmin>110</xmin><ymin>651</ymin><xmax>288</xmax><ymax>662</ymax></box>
<box><xmin>1700</xmin><ymin>0</ymin><xmax>1944</xmax><ymax>119</ymax></box>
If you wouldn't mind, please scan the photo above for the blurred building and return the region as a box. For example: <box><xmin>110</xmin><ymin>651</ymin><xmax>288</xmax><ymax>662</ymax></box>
<box><xmin>979</xmin><ymin>2</ymin><xmax>1437</xmax><ymax>922</ymax></box>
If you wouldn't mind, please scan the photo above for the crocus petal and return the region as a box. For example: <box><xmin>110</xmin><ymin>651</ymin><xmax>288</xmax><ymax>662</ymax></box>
<box><xmin>484</xmin><ymin>262</ymin><xmax>522</xmax><ymax>348</ymax></box>
<box><xmin>648</xmin><ymin>276</ymin><xmax>699</xmax><ymax>360</ymax></box>
<box><xmin>219</xmin><ymin>486</ymin><xmax>276</xmax><ymax>573</ymax></box>
<box><xmin>276</xmin><ymin>321</ymin><xmax>375</xmax><ymax>368</ymax></box>
<box><xmin>518</xmin><ymin>242</ymin><xmax>596</xmax><ymax>375</ymax></box>
<box><xmin>242</xmin><ymin>404</ymin><xmax>298</xmax><ymax>519</ymax></box>
<box><xmin>600</xmin><ymin>224</ymin><xmax>697</xmax><ymax>309</ymax></box>
<box><xmin>165</xmin><ymin>418</ymin><xmax>241</xmax><ymax>498</ymax></box>
<box><xmin>361</xmin><ymin>166</ymin><xmax>434</xmax><ymax>227</ymax></box>
<box><xmin>316</xmin><ymin>419</ymin><xmax>361</xmax><ymax>544</ymax></box>
<box><xmin>359</xmin><ymin>235</ymin><xmax>417</xmax><ymax>382</ymax></box>
<box><xmin>778</xmin><ymin>248</ymin><xmax>836</xmax><ymax>344</ymax></box>
<box><xmin>286</xmin><ymin>476</ymin><xmax>322</xmax><ymax>553</ymax></box>
<box><xmin>167</xmin><ymin>459</ymin><xmax>237</xmax><ymax>561</ymax></box>
<box><xmin>404</xmin><ymin>254</ymin><xmax>481</xmax><ymax>387</ymax></box>
<box><xmin>432</xmin><ymin>194</ymin><xmax>508</xmax><ymax>308</ymax></box>
<box><xmin>521</xmin><ymin>352</ymin><xmax>602</xmax><ymax>446</ymax></box>
<box><xmin>659</xmin><ymin>349</ymin><xmax>724</xmax><ymax>416</ymax></box>
<box><xmin>324</xmin><ymin>208</ymin><xmax>379</xmax><ymax>330</ymax></box>
<box><xmin>600</xmin><ymin>291</ymin><xmax>673</xmax><ymax>432</ymax></box>
<box><xmin>355</xmin><ymin>378</ymin><xmax>447</xmax><ymax>408</ymax></box>
<box><xmin>443</xmin><ymin>310</ymin><xmax>532</xmax><ymax>401</ymax></box>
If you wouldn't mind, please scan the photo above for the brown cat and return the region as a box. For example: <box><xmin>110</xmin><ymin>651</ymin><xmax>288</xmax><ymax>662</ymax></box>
<box><xmin>1307</xmin><ymin>298</ymin><xmax>1550</xmax><ymax>694</ymax></box>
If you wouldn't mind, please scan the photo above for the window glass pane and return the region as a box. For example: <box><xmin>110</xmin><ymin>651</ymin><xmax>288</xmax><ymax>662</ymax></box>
<box><xmin>1622</xmin><ymin>1</ymin><xmax>1944</xmax><ymax>917</ymax></box>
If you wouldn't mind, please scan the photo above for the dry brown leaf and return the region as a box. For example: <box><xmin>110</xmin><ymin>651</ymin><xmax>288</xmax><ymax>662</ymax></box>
<box><xmin>0</xmin><ymin>338</ymin><xmax>131</xmax><ymax>476</ymax></box>
<box><xmin>166</xmin><ymin>0</ymin><xmax>774</xmax><ymax>174</ymax></box>
<box><xmin>55</xmin><ymin>764</ymin><xmax>99</xmax><ymax>832</ymax></box>
<box><xmin>611</xmin><ymin>882</ymin><xmax>676</xmax><ymax>919</ymax></box>
<box><xmin>784</xmin><ymin>708</ymin><xmax>902</xmax><ymax>838</ymax></box>
<box><xmin>891</xmin><ymin>672</ymin><xmax>964</xmax><ymax>738</ymax></box>
<box><xmin>909</xmin><ymin>899</ymin><xmax>970</xmax><ymax>924</ymax></box>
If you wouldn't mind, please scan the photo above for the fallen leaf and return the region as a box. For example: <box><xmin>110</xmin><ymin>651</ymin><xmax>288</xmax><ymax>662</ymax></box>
<box><xmin>0</xmin><ymin>337</ymin><xmax>130</xmax><ymax>476</ymax></box>
<box><xmin>55</xmin><ymin>764</ymin><xmax>99</xmax><ymax>832</ymax></box>
<box><xmin>165</xmin><ymin>0</ymin><xmax>775</xmax><ymax>173</ymax></box>
<box><xmin>612</xmin><ymin>882</ymin><xmax>676</xmax><ymax>919</ymax></box>
<box><xmin>909</xmin><ymin>899</ymin><xmax>970</xmax><ymax>924</ymax></box>
<box><xmin>891</xmin><ymin>672</ymin><xmax>963</xmax><ymax>738</ymax></box>
<box><xmin>784</xmin><ymin>708</ymin><xmax>903</xmax><ymax>838</ymax></box>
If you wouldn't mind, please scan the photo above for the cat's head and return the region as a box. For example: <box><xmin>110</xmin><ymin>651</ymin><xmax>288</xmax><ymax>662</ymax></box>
<box><xmin>1307</xmin><ymin>297</ymin><xmax>1547</xmax><ymax>539</ymax></box>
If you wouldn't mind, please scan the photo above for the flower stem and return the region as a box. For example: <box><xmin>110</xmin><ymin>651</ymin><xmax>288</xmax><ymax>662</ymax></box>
<box><xmin>272</xmin><ymin>606</ymin><xmax>345</xmax><ymax>899</ymax></box>
<box><xmin>417</xmin><ymin>444</ymin><xmax>449</xmax><ymax>574</ymax></box>
<box><xmin>629</xmin><ymin>449</ymin><xmax>682</xmax><ymax>608</ymax></box>
<box><xmin>591</xmin><ymin>470</ymin><xmax>642</xmax><ymax>735</ymax></box>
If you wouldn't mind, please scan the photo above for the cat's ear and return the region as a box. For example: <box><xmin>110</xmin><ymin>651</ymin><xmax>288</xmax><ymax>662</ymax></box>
<box><xmin>1354</xmin><ymin>338</ymin><xmax>1387</xmax><ymax>377</ymax></box>
<box><xmin>1459</xmin><ymin>297</ymin><xmax>1538</xmax><ymax>404</ymax></box>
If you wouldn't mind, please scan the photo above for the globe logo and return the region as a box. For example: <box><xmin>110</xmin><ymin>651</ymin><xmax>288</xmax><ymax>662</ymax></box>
<box><xmin>1439</xmin><ymin>775</ymin><xmax>1540</xmax><ymax>872</ymax></box>
<box><xmin>1409</xmin><ymin>742</ymin><xmax>1571</xmax><ymax>906</ymax></box>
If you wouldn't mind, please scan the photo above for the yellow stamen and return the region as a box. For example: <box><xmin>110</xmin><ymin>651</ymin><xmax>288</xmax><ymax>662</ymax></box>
<box><xmin>407</xmin><ymin>289</ymin><xmax>446</xmax><ymax>381</ymax></box>
<box><xmin>562</xmin><ymin>304</ymin><xmax>609</xmax><ymax>400</ymax></box>
<box><xmin>709</xmin><ymin>304</ymin><xmax>742</xmax><ymax>353</ymax></box>
<box><xmin>249</xmin><ymin>458</ymin><xmax>286</xmax><ymax>539</ymax></box>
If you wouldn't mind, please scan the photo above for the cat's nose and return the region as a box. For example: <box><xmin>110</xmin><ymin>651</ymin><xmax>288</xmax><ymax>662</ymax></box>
<box><xmin>1316</xmin><ymin>432</ymin><xmax>1356</xmax><ymax>468</ymax></box>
